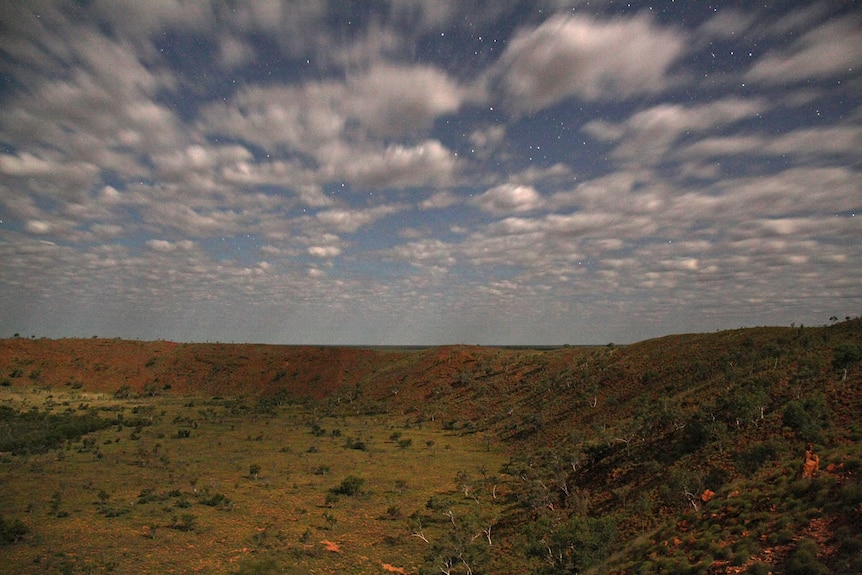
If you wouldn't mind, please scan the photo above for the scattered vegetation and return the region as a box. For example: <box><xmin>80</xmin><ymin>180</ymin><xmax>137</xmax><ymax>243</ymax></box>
<box><xmin>0</xmin><ymin>317</ymin><xmax>860</xmax><ymax>573</ymax></box>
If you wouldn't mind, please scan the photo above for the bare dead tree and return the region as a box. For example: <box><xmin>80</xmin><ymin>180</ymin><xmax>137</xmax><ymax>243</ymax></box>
<box><xmin>445</xmin><ymin>508</ymin><xmax>456</xmax><ymax>528</ymax></box>
<box><xmin>683</xmin><ymin>487</ymin><xmax>699</xmax><ymax>511</ymax></box>
<box><xmin>410</xmin><ymin>515</ymin><xmax>429</xmax><ymax>543</ymax></box>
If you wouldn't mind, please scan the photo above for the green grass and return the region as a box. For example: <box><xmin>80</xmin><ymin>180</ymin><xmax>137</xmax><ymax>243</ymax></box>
<box><xmin>0</xmin><ymin>386</ymin><xmax>506</xmax><ymax>574</ymax></box>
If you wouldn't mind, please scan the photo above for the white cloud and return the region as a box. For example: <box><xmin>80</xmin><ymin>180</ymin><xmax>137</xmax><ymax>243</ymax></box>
<box><xmin>679</xmin><ymin>126</ymin><xmax>862</xmax><ymax>162</ymax></box>
<box><xmin>0</xmin><ymin>152</ymin><xmax>54</xmax><ymax>176</ymax></box>
<box><xmin>584</xmin><ymin>97</ymin><xmax>767</xmax><ymax>165</ymax></box>
<box><xmin>468</xmin><ymin>125</ymin><xmax>506</xmax><ymax>158</ymax></box>
<box><xmin>90</xmin><ymin>224</ymin><xmax>125</xmax><ymax>238</ymax></box>
<box><xmin>25</xmin><ymin>220</ymin><xmax>53</xmax><ymax>235</ymax></box>
<box><xmin>677</xmin><ymin>135</ymin><xmax>766</xmax><ymax>159</ymax></box>
<box><xmin>308</xmin><ymin>246</ymin><xmax>342</xmax><ymax>258</ymax></box>
<box><xmin>746</xmin><ymin>14</ymin><xmax>862</xmax><ymax>84</ymax></box>
<box><xmin>143</xmin><ymin>201</ymin><xmax>242</xmax><ymax>237</ymax></box>
<box><xmin>347</xmin><ymin>64</ymin><xmax>464</xmax><ymax>137</ymax></box>
<box><xmin>203</xmin><ymin>64</ymin><xmax>463</xmax><ymax>147</ymax></box>
<box><xmin>201</xmin><ymin>70</ymin><xmax>463</xmax><ymax>189</ymax></box>
<box><xmin>474</xmin><ymin>183</ymin><xmax>544</xmax><ymax>215</ymax></box>
<box><xmin>154</xmin><ymin>144</ymin><xmax>253</xmax><ymax>183</ymax></box>
<box><xmin>697</xmin><ymin>9</ymin><xmax>757</xmax><ymax>40</ymax></box>
<box><xmin>421</xmin><ymin>191</ymin><xmax>460</xmax><ymax>210</ymax></box>
<box><xmin>315</xmin><ymin>204</ymin><xmax>403</xmax><ymax>234</ymax></box>
<box><xmin>766</xmin><ymin>126</ymin><xmax>862</xmax><ymax>159</ymax></box>
<box><xmin>200</xmin><ymin>82</ymin><xmax>346</xmax><ymax>153</ymax></box>
<box><xmin>335</xmin><ymin>140</ymin><xmax>458</xmax><ymax>189</ymax></box>
<box><xmin>91</xmin><ymin>0</ymin><xmax>215</xmax><ymax>38</ymax></box>
<box><xmin>490</xmin><ymin>13</ymin><xmax>685</xmax><ymax>112</ymax></box>
<box><xmin>146</xmin><ymin>239</ymin><xmax>195</xmax><ymax>252</ymax></box>
<box><xmin>218</xmin><ymin>34</ymin><xmax>256</xmax><ymax>69</ymax></box>
<box><xmin>1</xmin><ymin>2</ymin><xmax>859</xmax><ymax>344</ymax></box>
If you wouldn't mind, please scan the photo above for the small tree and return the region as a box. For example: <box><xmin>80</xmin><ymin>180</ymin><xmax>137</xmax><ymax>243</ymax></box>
<box><xmin>525</xmin><ymin>515</ymin><xmax>615</xmax><ymax>574</ymax></box>
<box><xmin>330</xmin><ymin>475</ymin><xmax>365</xmax><ymax>496</ymax></box>
<box><xmin>0</xmin><ymin>516</ymin><xmax>30</xmax><ymax>544</ymax></box>
<box><xmin>248</xmin><ymin>463</ymin><xmax>262</xmax><ymax>480</ymax></box>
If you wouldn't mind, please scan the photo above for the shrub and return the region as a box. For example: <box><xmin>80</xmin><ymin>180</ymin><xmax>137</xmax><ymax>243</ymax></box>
<box><xmin>426</xmin><ymin>495</ymin><xmax>454</xmax><ymax>513</ymax></box>
<box><xmin>832</xmin><ymin>343</ymin><xmax>862</xmax><ymax>369</ymax></box>
<box><xmin>782</xmin><ymin>395</ymin><xmax>830</xmax><ymax>441</ymax></box>
<box><xmin>384</xmin><ymin>505</ymin><xmax>402</xmax><ymax>520</ymax></box>
<box><xmin>170</xmin><ymin>514</ymin><xmax>197</xmax><ymax>531</ymax></box>
<box><xmin>734</xmin><ymin>442</ymin><xmax>778</xmax><ymax>476</ymax></box>
<box><xmin>785</xmin><ymin>538</ymin><xmax>829</xmax><ymax>575</ymax></box>
<box><xmin>745</xmin><ymin>563</ymin><xmax>771</xmax><ymax>575</ymax></box>
<box><xmin>233</xmin><ymin>557</ymin><xmax>288</xmax><ymax>575</ymax></box>
<box><xmin>199</xmin><ymin>492</ymin><xmax>231</xmax><ymax>508</ymax></box>
<box><xmin>330</xmin><ymin>475</ymin><xmax>365</xmax><ymax>496</ymax></box>
<box><xmin>524</xmin><ymin>515</ymin><xmax>616</xmax><ymax>574</ymax></box>
<box><xmin>0</xmin><ymin>407</ymin><xmax>113</xmax><ymax>454</ymax></box>
<box><xmin>0</xmin><ymin>516</ymin><xmax>29</xmax><ymax>544</ymax></box>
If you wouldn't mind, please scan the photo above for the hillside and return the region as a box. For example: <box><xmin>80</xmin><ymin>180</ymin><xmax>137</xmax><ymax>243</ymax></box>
<box><xmin>1</xmin><ymin>319</ymin><xmax>861</xmax><ymax>574</ymax></box>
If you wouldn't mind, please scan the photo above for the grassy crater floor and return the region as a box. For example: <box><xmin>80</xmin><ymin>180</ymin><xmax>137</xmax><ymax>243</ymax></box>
<box><xmin>0</xmin><ymin>385</ymin><xmax>506</xmax><ymax>574</ymax></box>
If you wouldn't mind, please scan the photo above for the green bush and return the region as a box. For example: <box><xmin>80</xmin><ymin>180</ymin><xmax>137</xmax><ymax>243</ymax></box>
<box><xmin>199</xmin><ymin>492</ymin><xmax>231</xmax><ymax>508</ymax></box>
<box><xmin>744</xmin><ymin>563</ymin><xmax>771</xmax><ymax>575</ymax></box>
<box><xmin>832</xmin><ymin>343</ymin><xmax>862</xmax><ymax>369</ymax></box>
<box><xmin>785</xmin><ymin>538</ymin><xmax>829</xmax><ymax>575</ymax></box>
<box><xmin>735</xmin><ymin>442</ymin><xmax>777</xmax><ymax>476</ymax></box>
<box><xmin>233</xmin><ymin>557</ymin><xmax>304</xmax><ymax>575</ymax></box>
<box><xmin>782</xmin><ymin>395</ymin><xmax>830</xmax><ymax>441</ymax></box>
<box><xmin>524</xmin><ymin>515</ymin><xmax>616</xmax><ymax>574</ymax></box>
<box><xmin>0</xmin><ymin>516</ymin><xmax>29</xmax><ymax>544</ymax></box>
<box><xmin>330</xmin><ymin>475</ymin><xmax>364</xmax><ymax>496</ymax></box>
<box><xmin>0</xmin><ymin>406</ymin><xmax>113</xmax><ymax>454</ymax></box>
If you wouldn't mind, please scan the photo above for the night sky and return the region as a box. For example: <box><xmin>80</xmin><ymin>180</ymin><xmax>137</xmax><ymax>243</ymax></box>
<box><xmin>1</xmin><ymin>1</ymin><xmax>860</xmax><ymax>345</ymax></box>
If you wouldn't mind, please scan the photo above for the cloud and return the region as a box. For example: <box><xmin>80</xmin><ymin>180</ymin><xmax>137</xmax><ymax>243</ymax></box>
<box><xmin>746</xmin><ymin>14</ymin><xmax>862</xmax><ymax>84</ymax></box>
<box><xmin>679</xmin><ymin>126</ymin><xmax>862</xmax><ymax>162</ymax></box>
<box><xmin>25</xmin><ymin>220</ymin><xmax>53</xmax><ymax>235</ymax></box>
<box><xmin>697</xmin><ymin>8</ymin><xmax>757</xmax><ymax>40</ymax></box>
<box><xmin>490</xmin><ymin>13</ymin><xmax>685</xmax><ymax>112</ymax></box>
<box><xmin>766</xmin><ymin>126</ymin><xmax>862</xmax><ymax>160</ymax></box>
<box><xmin>200</xmin><ymin>82</ymin><xmax>345</xmax><ymax>153</ymax></box>
<box><xmin>347</xmin><ymin>64</ymin><xmax>464</xmax><ymax>137</ymax></box>
<box><xmin>201</xmin><ymin>68</ymin><xmax>463</xmax><ymax>189</ymax></box>
<box><xmin>146</xmin><ymin>239</ymin><xmax>195</xmax><ymax>253</ymax></box>
<box><xmin>335</xmin><ymin>140</ymin><xmax>458</xmax><ymax>189</ymax></box>
<box><xmin>91</xmin><ymin>0</ymin><xmax>216</xmax><ymax>38</ymax></box>
<box><xmin>202</xmin><ymin>64</ymin><xmax>463</xmax><ymax>147</ymax></box>
<box><xmin>143</xmin><ymin>201</ymin><xmax>243</xmax><ymax>237</ymax></box>
<box><xmin>468</xmin><ymin>125</ymin><xmax>507</xmax><ymax>158</ymax></box>
<box><xmin>474</xmin><ymin>183</ymin><xmax>544</xmax><ymax>215</ymax></box>
<box><xmin>217</xmin><ymin>34</ymin><xmax>256</xmax><ymax>69</ymax></box>
<box><xmin>584</xmin><ymin>97</ymin><xmax>767</xmax><ymax>165</ymax></box>
<box><xmin>315</xmin><ymin>204</ymin><xmax>404</xmax><ymax>234</ymax></box>
<box><xmin>0</xmin><ymin>2</ymin><xmax>859</xmax><ymax>344</ymax></box>
<box><xmin>153</xmin><ymin>144</ymin><xmax>253</xmax><ymax>183</ymax></box>
<box><xmin>308</xmin><ymin>245</ymin><xmax>342</xmax><ymax>258</ymax></box>
<box><xmin>421</xmin><ymin>191</ymin><xmax>461</xmax><ymax>210</ymax></box>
